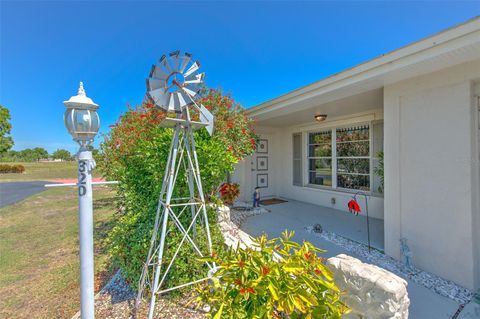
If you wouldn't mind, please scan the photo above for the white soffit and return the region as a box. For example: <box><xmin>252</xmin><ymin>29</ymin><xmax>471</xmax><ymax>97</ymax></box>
<box><xmin>249</xmin><ymin>16</ymin><xmax>480</xmax><ymax>121</ymax></box>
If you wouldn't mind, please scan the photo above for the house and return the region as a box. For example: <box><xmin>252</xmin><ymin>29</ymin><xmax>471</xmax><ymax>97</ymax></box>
<box><xmin>232</xmin><ymin>16</ymin><xmax>480</xmax><ymax>291</ymax></box>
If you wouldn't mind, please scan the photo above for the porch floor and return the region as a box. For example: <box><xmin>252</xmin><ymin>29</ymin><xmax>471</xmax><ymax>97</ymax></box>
<box><xmin>240</xmin><ymin>199</ymin><xmax>464</xmax><ymax>319</ymax></box>
<box><xmin>249</xmin><ymin>199</ymin><xmax>384</xmax><ymax>250</ymax></box>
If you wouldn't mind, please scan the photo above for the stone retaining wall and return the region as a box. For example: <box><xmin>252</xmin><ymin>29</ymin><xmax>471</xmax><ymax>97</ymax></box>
<box><xmin>217</xmin><ymin>205</ymin><xmax>410</xmax><ymax>319</ymax></box>
<box><xmin>327</xmin><ymin>254</ymin><xmax>409</xmax><ymax>319</ymax></box>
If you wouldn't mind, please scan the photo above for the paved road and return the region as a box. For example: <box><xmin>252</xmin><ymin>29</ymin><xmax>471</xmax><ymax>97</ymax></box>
<box><xmin>0</xmin><ymin>181</ymin><xmax>53</xmax><ymax>208</ymax></box>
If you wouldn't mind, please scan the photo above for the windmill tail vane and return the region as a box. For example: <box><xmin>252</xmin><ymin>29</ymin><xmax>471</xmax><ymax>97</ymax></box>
<box><xmin>136</xmin><ymin>51</ymin><xmax>216</xmax><ymax>319</ymax></box>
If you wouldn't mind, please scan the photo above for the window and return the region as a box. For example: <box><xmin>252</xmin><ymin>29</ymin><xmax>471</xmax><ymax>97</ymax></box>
<box><xmin>292</xmin><ymin>133</ymin><xmax>303</xmax><ymax>186</ymax></box>
<box><xmin>336</xmin><ymin>125</ymin><xmax>370</xmax><ymax>190</ymax></box>
<box><xmin>306</xmin><ymin>123</ymin><xmax>378</xmax><ymax>192</ymax></box>
<box><xmin>308</xmin><ymin>131</ymin><xmax>332</xmax><ymax>187</ymax></box>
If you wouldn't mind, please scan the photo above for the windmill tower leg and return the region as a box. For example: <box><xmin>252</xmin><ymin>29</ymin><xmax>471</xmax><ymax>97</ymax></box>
<box><xmin>136</xmin><ymin>121</ymin><xmax>215</xmax><ymax>319</ymax></box>
<box><xmin>136</xmin><ymin>124</ymin><xmax>177</xmax><ymax>311</ymax></box>
<box><xmin>184</xmin><ymin>126</ymin><xmax>198</xmax><ymax>241</ymax></box>
<box><xmin>147</xmin><ymin>123</ymin><xmax>182</xmax><ymax>319</ymax></box>
<box><xmin>187</xmin><ymin>127</ymin><xmax>213</xmax><ymax>252</ymax></box>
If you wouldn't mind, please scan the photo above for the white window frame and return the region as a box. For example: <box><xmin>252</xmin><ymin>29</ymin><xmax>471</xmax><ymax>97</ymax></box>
<box><xmin>335</xmin><ymin>124</ymin><xmax>371</xmax><ymax>192</ymax></box>
<box><xmin>306</xmin><ymin>130</ymin><xmax>333</xmax><ymax>188</ymax></box>
<box><xmin>306</xmin><ymin>121</ymin><xmax>374</xmax><ymax>193</ymax></box>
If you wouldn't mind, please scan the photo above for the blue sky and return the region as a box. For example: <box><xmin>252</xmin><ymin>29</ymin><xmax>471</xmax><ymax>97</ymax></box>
<box><xmin>1</xmin><ymin>1</ymin><xmax>479</xmax><ymax>153</ymax></box>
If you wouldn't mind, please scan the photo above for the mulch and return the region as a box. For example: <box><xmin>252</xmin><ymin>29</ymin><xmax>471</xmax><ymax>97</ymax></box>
<box><xmin>87</xmin><ymin>271</ymin><xmax>206</xmax><ymax>319</ymax></box>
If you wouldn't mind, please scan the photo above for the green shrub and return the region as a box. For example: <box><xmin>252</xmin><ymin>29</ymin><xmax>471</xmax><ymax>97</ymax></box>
<box><xmin>0</xmin><ymin>164</ymin><xmax>25</xmax><ymax>173</ymax></box>
<box><xmin>195</xmin><ymin>231</ymin><xmax>349</xmax><ymax>319</ymax></box>
<box><xmin>98</xmin><ymin>88</ymin><xmax>257</xmax><ymax>290</ymax></box>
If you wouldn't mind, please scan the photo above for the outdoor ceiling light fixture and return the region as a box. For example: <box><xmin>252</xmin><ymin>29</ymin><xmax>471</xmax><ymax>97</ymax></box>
<box><xmin>315</xmin><ymin>114</ymin><xmax>327</xmax><ymax>122</ymax></box>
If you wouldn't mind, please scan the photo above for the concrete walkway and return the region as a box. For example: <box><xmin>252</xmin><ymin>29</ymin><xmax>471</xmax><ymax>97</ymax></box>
<box><xmin>241</xmin><ymin>199</ymin><xmax>463</xmax><ymax>319</ymax></box>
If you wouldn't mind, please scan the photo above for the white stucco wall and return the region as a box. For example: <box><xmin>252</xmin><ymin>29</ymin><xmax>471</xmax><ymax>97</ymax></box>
<box><xmin>384</xmin><ymin>60</ymin><xmax>480</xmax><ymax>290</ymax></box>
<box><xmin>232</xmin><ymin>111</ymin><xmax>385</xmax><ymax>219</ymax></box>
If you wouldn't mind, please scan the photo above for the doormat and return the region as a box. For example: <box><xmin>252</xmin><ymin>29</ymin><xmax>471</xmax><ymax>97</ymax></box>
<box><xmin>259</xmin><ymin>198</ymin><xmax>288</xmax><ymax>206</ymax></box>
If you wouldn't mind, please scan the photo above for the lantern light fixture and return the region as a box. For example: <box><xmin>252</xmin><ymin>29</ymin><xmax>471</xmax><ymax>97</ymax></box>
<box><xmin>62</xmin><ymin>81</ymin><xmax>101</xmax><ymax>319</ymax></box>
<box><xmin>314</xmin><ymin>114</ymin><xmax>327</xmax><ymax>122</ymax></box>
<box><xmin>63</xmin><ymin>82</ymin><xmax>100</xmax><ymax>147</ymax></box>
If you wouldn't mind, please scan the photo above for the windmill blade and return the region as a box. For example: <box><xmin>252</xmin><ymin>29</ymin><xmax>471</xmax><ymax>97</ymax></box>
<box><xmin>184</xmin><ymin>79</ymin><xmax>203</xmax><ymax>85</ymax></box>
<box><xmin>182</xmin><ymin>86</ymin><xmax>198</xmax><ymax>98</ymax></box>
<box><xmin>147</xmin><ymin>77</ymin><xmax>166</xmax><ymax>91</ymax></box>
<box><xmin>182</xmin><ymin>91</ymin><xmax>194</xmax><ymax>105</ymax></box>
<box><xmin>199</xmin><ymin>104</ymin><xmax>214</xmax><ymax>136</ymax></box>
<box><xmin>184</xmin><ymin>61</ymin><xmax>200</xmax><ymax>77</ymax></box>
<box><xmin>185</xmin><ymin>70</ymin><xmax>203</xmax><ymax>80</ymax></box>
<box><xmin>185</xmin><ymin>73</ymin><xmax>205</xmax><ymax>85</ymax></box>
<box><xmin>168</xmin><ymin>92</ymin><xmax>176</xmax><ymax>112</ymax></box>
<box><xmin>148</xmin><ymin>87</ymin><xmax>170</xmax><ymax>110</ymax></box>
<box><xmin>178</xmin><ymin>52</ymin><xmax>192</xmax><ymax>73</ymax></box>
<box><xmin>168</xmin><ymin>92</ymin><xmax>182</xmax><ymax>112</ymax></box>
<box><xmin>159</xmin><ymin>55</ymin><xmax>172</xmax><ymax>74</ymax></box>
<box><xmin>149</xmin><ymin>64</ymin><xmax>168</xmax><ymax>82</ymax></box>
<box><xmin>177</xmin><ymin>92</ymin><xmax>188</xmax><ymax>108</ymax></box>
<box><xmin>169</xmin><ymin>50</ymin><xmax>180</xmax><ymax>72</ymax></box>
<box><xmin>146</xmin><ymin>78</ymin><xmax>153</xmax><ymax>91</ymax></box>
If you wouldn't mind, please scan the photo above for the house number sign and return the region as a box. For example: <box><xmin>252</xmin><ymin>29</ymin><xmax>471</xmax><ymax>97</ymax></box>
<box><xmin>78</xmin><ymin>160</ymin><xmax>88</xmax><ymax>196</ymax></box>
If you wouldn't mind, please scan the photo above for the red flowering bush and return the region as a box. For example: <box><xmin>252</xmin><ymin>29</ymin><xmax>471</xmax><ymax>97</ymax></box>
<box><xmin>195</xmin><ymin>230</ymin><xmax>348</xmax><ymax>318</ymax></box>
<box><xmin>97</xmin><ymin>88</ymin><xmax>257</xmax><ymax>287</ymax></box>
<box><xmin>200</xmin><ymin>88</ymin><xmax>257</xmax><ymax>161</ymax></box>
<box><xmin>219</xmin><ymin>182</ymin><xmax>240</xmax><ymax>205</ymax></box>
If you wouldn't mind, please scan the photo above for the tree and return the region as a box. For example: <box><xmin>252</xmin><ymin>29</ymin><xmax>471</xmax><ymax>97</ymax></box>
<box><xmin>0</xmin><ymin>105</ymin><xmax>14</xmax><ymax>154</ymax></box>
<box><xmin>17</xmin><ymin>147</ymin><xmax>49</xmax><ymax>161</ymax></box>
<box><xmin>98</xmin><ymin>88</ymin><xmax>258</xmax><ymax>286</ymax></box>
<box><xmin>52</xmin><ymin>149</ymin><xmax>72</xmax><ymax>161</ymax></box>
<box><xmin>32</xmin><ymin>147</ymin><xmax>49</xmax><ymax>161</ymax></box>
<box><xmin>18</xmin><ymin>149</ymin><xmax>36</xmax><ymax>161</ymax></box>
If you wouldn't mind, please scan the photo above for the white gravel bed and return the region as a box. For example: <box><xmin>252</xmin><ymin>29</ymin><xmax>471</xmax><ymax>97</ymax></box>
<box><xmin>305</xmin><ymin>225</ymin><xmax>474</xmax><ymax>304</ymax></box>
<box><xmin>230</xmin><ymin>202</ymin><xmax>270</xmax><ymax>227</ymax></box>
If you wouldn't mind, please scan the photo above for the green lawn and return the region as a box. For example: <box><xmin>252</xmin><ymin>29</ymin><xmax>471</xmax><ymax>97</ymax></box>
<box><xmin>0</xmin><ymin>186</ymin><xmax>118</xmax><ymax>318</ymax></box>
<box><xmin>0</xmin><ymin>161</ymin><xmax>78</xmax><ymax>182</ymax></box>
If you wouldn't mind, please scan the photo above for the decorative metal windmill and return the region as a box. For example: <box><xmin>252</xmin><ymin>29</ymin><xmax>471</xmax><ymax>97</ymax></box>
<box><xmin>136</xmin><ymin>51</ymin><xmax>215</xmax><ymax>319</ymax></box>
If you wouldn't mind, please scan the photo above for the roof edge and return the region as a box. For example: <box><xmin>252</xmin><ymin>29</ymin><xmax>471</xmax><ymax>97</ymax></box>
<box><xmin>247</xmin><ymin>15</ymin><xmax>480</xmax><ymax>116</ymax></box>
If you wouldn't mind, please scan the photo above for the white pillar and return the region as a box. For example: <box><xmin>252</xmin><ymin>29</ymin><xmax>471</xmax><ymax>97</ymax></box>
<box><xmin>77</xmin><ymin>149</ymin><xmax>95</xmax><ymax>319</ymax></box>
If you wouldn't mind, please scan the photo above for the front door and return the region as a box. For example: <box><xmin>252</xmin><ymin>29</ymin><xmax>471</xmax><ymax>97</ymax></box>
<box><xmin>250</xmin><ymin>136</ymin><xmax>273</xmax><ymax>201</ymax></box>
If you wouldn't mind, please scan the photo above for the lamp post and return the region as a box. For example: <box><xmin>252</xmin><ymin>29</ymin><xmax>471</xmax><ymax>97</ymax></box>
<box><xmin>63</xmin><ymin>82</ymin><xmax>100</xmax><ymax>319</ymax></box>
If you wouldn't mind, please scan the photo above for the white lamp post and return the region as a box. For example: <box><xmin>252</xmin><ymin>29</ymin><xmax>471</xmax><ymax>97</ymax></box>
<box><xmin>63</xmin><ymin>82</ymin><xmax>100</xmax><ymax>319</ymax></box>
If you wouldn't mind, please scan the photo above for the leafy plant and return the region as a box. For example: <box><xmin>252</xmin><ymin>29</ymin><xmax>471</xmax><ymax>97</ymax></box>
<box><xmin>219</xmin><ymin>183</ymin><xmax>240</xmax><ymax>205</ymax></box>
<box><xmin>195</xmin><ymin>231</ymin><xmax>349</xmax><ymax>318</ymax></box>
<box><xmin>373</xmin><ymin>151</ymin><xmax>384</xmax><ymax>193</ymax></box>
<box><xmin>98</xmin><ymin>88</ymin><xmax>257</xmax><ymax>289</ymax></box>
